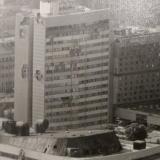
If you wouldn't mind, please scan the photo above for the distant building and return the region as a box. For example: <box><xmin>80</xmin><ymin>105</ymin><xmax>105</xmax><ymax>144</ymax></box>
<box><xmin>113</xmin><ymin>32</ymin><xmax>160</xmax><ymax>126</ymax></box>
<box><xmin>0</xmin><ymin>38</ymin><xmax>14</xmax><ymax>96</ymax></box>
<box><xmin>32</xmin><ymin>8</ymin><xmax>111</xmax><ymax>130</ymax></box>
<box><xmin>0</xmin><ymin>37</ymin><xmax>14</xmax><ymax>117</ymax></box>
<box><xmin>0</xmin><ymin>0</ymin><xmax>4</xmax><ymax>6</ymax></box>
<box><xmin>40</xmin><ymin>0</ymin><xmax>91</xmax><ymax>15</ymax></box>
<box><xmin>151</xmin><ymin>0</ymin><xmax>160</xmax><ymax>25</ymax></box>
<box><xmin>77</xmin><ymin>0</ymin><xmax>109</xmax><ymax>9</ymax></box>
<box><xmin>31</xmin><ymin>0</ymin><xmax>40</xmax><ymax>9</ymax></box>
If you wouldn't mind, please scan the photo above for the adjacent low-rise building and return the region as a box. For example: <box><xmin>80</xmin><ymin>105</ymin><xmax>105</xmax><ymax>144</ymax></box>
<box><xmin>113</xmin><ymin>31</ymin><xmax>160</xmax><ymax>126</ymax></box>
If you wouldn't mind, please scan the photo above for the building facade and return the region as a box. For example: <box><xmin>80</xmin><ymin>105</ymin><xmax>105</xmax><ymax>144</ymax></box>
<box><xmin>113</xmin><ymin>32</ymin><xmax>160</xmax><ymax>126</ymax></box>
<box><xmin>32</xmin><ymin>9</ymin><xmax>110</xmax><ymax>130</ymax></box>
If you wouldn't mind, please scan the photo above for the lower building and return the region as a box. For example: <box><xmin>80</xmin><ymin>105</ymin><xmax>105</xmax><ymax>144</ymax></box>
<box><xmin>113</xmin><ymin>32</ymin><xmax>160</xmax><ymax>126</ymax></box>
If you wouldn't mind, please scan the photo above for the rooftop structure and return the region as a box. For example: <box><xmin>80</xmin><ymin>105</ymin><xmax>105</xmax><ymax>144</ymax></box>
<box><xmin>0</xmin><ymin>130</ymin><xmax>159</xmax><ymax>160</ymax></box>
<box><xmin>40</xmin><ymin>0</ymin><xmax>90</xmax><ymax>16</ymax></box>
<box><xmin>0</xmin><ymin>130</ymin><xmax>122</xmax><ymax>157</ymax></box>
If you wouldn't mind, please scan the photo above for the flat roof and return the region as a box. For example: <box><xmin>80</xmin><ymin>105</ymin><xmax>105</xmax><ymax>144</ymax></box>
<box><xmin>47</xmin><ymin>129</ymin><xmax>112</xmax><ymax>138</ymax></box>
<box><xmin>115</xmin><ymin>32</ymin><xmax>160</xmax><ymax>47</ymax></box>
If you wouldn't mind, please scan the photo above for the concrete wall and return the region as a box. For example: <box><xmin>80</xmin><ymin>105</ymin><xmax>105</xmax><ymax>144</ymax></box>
<box><xmin>0</xmin><ymin>134</ymin><xmax>160</xmax><ymax>160</ymax></box>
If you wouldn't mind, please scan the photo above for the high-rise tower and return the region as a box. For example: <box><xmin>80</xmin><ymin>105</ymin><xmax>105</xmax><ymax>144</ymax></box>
<box><xmin>32</xmin><ymin>8</ymin><xmax>111</xmax><ymax>130</ymax></box>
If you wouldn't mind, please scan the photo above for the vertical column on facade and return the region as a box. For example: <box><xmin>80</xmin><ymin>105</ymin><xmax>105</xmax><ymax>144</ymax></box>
<box><xmin>84</xmin><ymin>27</ymin><xmax>87</xmax><ymax>129</ymax></box>
<box><xmin>69</xmin><ymin>37</ymin><xmax>74</xmax><ymax>129</ymax></box>
<box><xmin>108</xmin><ymin>41</ymin><xmax>115</xmax><ymax>123</ymax></box>
<box><xmin>50</xmin><ymin>36</ymin><xmax>54</xmax><ymax>122</ymax></box>
<box><xmin>100</xmin><ymin>33</ymin><xmax>105</xmax><ymax>128</ymax></box>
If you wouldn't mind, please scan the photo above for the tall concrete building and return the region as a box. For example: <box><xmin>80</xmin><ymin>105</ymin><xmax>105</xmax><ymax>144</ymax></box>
<box><xmin>14</xmin><ymin>1</ymin><xmax>111</xmax><ymax>129</ymax></box>
<box><xmin>113</xmin><ymin>32</ymin><xmax>160</xmax><ymax>126</ymax></box>
<box><xmin>14</xmin><ymin>13</ymin><xmax>33</xmax><ymax>124</ymax></box>
<box><xmin>32</xmin><ymin>8</ymin><xmax>111</xmax><ymax>130</ymax></box>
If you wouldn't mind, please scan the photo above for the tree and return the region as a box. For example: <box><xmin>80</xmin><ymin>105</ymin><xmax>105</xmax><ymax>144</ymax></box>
<box><xmin>2</xmin><ymin>120</ymin><xmax>16</xmax><ymax>134</ymax></box>
<box><xmin>43</xmin><ymin>119</ymin><xmax>49</xmax><ymax>130</ymax></box>
<box><xmin>125</xmin><ymin>123</ymin><xmax>147</xmax><ymax>141</ymax></box>
<box><xmin>3</xmin><ymin>108</ymin><xmax>14</xmax><ymax>120</ymax></box>
<box><xmin>35</xmin><ymin>119</ymin><xmax>49</xmax><ymax>133</ymax></box>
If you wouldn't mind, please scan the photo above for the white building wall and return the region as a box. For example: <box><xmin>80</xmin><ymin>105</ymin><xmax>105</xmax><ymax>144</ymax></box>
<box><xmin>32</xmin><ymin>16</ymin><xmax>46</xmax><ymax>125</ymax></box>
<box><xmin>14</xmin><ymin>14</ymin><xmax>33</xmax><ymax>124</ymax></box>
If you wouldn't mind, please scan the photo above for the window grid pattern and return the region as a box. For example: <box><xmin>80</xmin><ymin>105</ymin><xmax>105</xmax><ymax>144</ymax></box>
<box><xmin>44</xmin><ymin>20</ymin><xmax>109</xmax><ymax>130</ymax></box>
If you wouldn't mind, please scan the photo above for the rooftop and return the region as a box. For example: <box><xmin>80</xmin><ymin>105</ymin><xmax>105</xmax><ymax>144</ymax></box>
<box><xmin>43</xmin><ymin>129</ymin><xmax>112</xmax><ymax>138</ymax></box>
<box><xmin>114</xmin><ymin>31</ymin><xmax>160</xmax><ymax>47</ymax></box>
<box><xmin>114</xmin><ymin>26</ymin><xmax>160</xmax><ymax>37</ymax></box>
<box><xmin>0</xmin><ymin>130</ymin><xmax>122</xmax><ymax>157</ymax></box>
<box><xmin>0</xmin><ymin>137</ymin><xmax>159</xmax><ymax>160</ymax></box>
<box><xmin>40</xmin><ymin>0</ymin><xmax>91</xmax><ymax>16</ymax></box>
